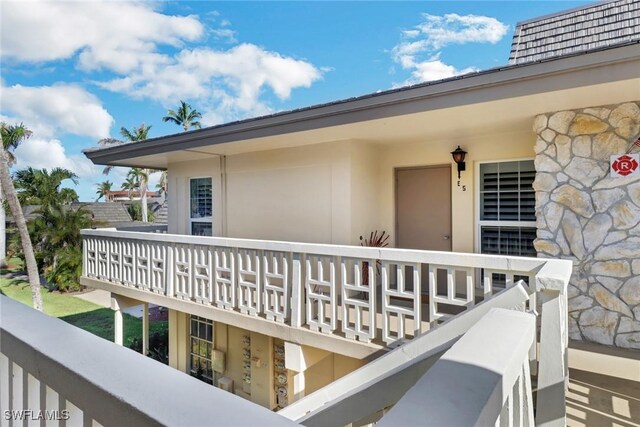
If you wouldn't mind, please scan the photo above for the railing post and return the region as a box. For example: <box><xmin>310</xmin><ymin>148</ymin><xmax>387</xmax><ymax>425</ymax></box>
<box><xmin>166</xmin><ymin>244</ymin><xmax>174</xmax><ymax>298</ymax></box>
<box><xmin>535</xmin><ymin>289</ymin><xmax>567</xmax><ymax>427</ymax></box>
<box><xmin>290</xmin><ymin>253</ymin><xmax>304</xmax><ymax>328</ymax></box>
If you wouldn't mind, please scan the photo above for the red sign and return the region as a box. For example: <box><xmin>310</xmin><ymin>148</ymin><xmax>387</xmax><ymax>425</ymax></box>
<box><xmin>610</xmin><ymin>154</ymin><xmax>639</xmax><ymax>177</ymax></box>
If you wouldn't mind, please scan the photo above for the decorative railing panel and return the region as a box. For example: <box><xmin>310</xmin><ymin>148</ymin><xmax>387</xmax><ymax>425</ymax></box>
<box><xmin>81</xmin><ymin>230</ymin><xmax>568</xmax><ymax>352</ymax></box>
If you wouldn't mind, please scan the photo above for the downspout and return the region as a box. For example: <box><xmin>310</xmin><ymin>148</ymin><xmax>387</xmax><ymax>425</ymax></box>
<box><xmin>220</xmin><ymin>155</ymin><xmax>228</xmax><ymax>237</ymax></box>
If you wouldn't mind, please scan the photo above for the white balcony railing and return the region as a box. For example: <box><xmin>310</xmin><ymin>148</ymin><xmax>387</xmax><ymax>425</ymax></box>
<box><xmin>80</xmin><ymin>229</ymin><xmax>571</xmax><ymax>424</ymax></box>
<box><xmin>0</xmin><ymin>292</ymin><xmax>548</xmax><ymax>426</ymax></box>
<box><xmin>0</xmin><ymin>295</ymin><xmax>295</xmax><ymax>427</ymax></box>
<box><xmin>81</xmin><ymin>229</ymin><xmax>568</xmax><ymax>346</ymax></box>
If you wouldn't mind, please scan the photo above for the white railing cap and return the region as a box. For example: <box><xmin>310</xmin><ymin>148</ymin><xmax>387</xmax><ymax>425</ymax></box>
<box><xmin>378</xmin><ymin>308</ymin><xmax>535</xmax><ymax>427</ymax></box>
<box><xmin>0</xmin><ymin>296</ymin><xmax>297</xmax><ymax>427</ymax></box>
<box><xmin>81</xmin><ymin>229</ymin><xmax>570</xmax><ymax>273</ymax></box>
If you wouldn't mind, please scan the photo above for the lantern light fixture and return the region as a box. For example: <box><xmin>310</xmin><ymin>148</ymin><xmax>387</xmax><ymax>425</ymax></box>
<box><xmin>451</xmin><ymin>146</ymin><xmax>467</xmax><ymax>179</ymax></box>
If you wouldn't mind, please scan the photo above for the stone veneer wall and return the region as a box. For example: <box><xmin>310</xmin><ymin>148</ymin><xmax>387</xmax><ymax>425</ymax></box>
<box><xmin>533</xmin><ymin>101</ymin><xmax>640</xmax><ymax>349</ymax></box>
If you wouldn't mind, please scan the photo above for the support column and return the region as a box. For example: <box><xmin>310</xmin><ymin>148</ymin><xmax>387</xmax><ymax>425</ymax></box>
<box><xmin>111</xmin><ymin>294</ymin><xmax>143</xmax><ymax>347</ymax></box>
<box><xmin>111</xmin><ymin>295</ymin><xmax>124</xmax><ymax>346</ymax></box>
<box><xmin>142</xmin><ymin>303</ymin><xmax>149</xmax><ymax>356</ymax></box>
<box><xmin>284</xmin><ymin>342</ymin><xmax>330</xmax><ymax>403</ymax></box>
<box><xmin>168</xmin><ymin>309</ymin><xmax>190</xmax><ymax>372</ymax></box>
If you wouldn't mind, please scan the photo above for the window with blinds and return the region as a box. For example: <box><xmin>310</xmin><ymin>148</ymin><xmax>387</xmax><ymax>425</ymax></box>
<box><xmin>479</xmin><ymin>160</ymin><xmax>536</xmax><ymax>257</ymax></box>
<box><xmin>190</xmin><ymin>177</ymin><xmax>213</xmax><ymax>236</ymax></box>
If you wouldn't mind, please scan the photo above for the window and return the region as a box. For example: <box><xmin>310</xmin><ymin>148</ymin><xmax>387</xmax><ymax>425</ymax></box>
<box><xmin>190</xmin><ymin>177</ymin><xmax>212</xmax><ymax>236</ymax></box>
<box><xmin>190</xmin><ymin>315</ymin><xmax>213</xmax><ymax>384</ymax></box>
<box><xmin>478</xmin><ymin>160</ymin><xmax>536</xmax><ymax>257</ymax></box>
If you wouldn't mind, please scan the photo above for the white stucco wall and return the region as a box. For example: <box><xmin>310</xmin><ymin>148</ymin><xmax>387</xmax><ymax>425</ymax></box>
<box><xmin>377</xmin><ymin>130</ymin><xmax>536</xmax><ymax>252</ymax></box>
<box><xmin>224</xmin><ymin>141</ymin><xmax>351</xmax><ymax>244</ymax></box>
<box><xmin>168</xmin><ymin>156</ymin><xmax>222</xmax><ymax>236</ymax></box>
<box><xmin>166</xmin><ymin>132</ymin><xmax>535</xmax><ymax>252</ymax></box>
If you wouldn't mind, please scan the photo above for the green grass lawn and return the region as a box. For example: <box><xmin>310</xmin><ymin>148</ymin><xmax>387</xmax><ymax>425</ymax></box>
<box><xmin>0</xmin><ymin>272</ymin><xmax>167</xmax><ymax>349</ymax></box>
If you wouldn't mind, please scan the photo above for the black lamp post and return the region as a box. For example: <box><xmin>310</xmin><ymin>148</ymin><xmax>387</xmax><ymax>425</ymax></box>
<box><xmin>451</xmin><ymin>146</ymin><xmax>467</xmax><ymax>179</ymax></box>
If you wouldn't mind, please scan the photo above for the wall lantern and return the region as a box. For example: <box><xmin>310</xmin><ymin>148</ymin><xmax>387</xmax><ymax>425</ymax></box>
<box><xmin>451</xmin><ymin>146</ymin><xmax>467</xmax><ymax>179</ymax></box>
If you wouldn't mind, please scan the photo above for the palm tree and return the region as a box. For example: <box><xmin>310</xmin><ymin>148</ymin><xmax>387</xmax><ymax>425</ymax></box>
<box><xmin>0</xmin><ymin>128</ymin><xmax>43</xmax><ymax>311</ymax></box>
<box><xmin>160</xmin><ymin>101</ymin><xmax>202</xmax><ymax>197</ymax></box>
<box><xmin>96</xmin><ymin>180</ymin><xmax>113</xmax><ymax>202</ymax></box>
<box><xmin>126</xmin><ymin>168</ymin><xmax>150</xmax><ymax>220</ymax></box>
<box><xmin>157</xmin><ymin>170</ymin><xmax>168</xmax><ymax>195</ymax></box>
<box><xmin>1</xmin><ymin>122</ymin><xmax>32</xmax><ymax>165</ymax></box>
<box><xmin>29</xmin><ymin>204</ymin><xmax>94</xmax><ymax>291</ymax></box>
<box><xmin>121</xmin><ymin>175</ymin><xmax>138</xmax><ymax>200</ymax></box>
<box><xmin>14</xmin><ymin>167</ymin><xmax>79</xmax><ymax>210</ymax></box>
<box><xmin>0</xmin><ymin>123</ymin><xmax>32</xmax><ymax>268</ymax></box>
<box><xmin>99</xmin><ymin>124</ymin><xmax>155</xmax><ymax>222</ymax></box>
<box><xmin>162</xmin><ymin>100</ymin><xmax>202</xmax><ymax>132</ymax></box>
<box><xmin>120</xmin><ymin>124</ymin><xmax>152</xmax><ymax>142</ymax></box>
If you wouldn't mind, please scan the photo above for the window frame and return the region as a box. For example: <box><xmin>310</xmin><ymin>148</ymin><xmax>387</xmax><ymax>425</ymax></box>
<box><xmin>189</xmin><ymin>315</ymin><xmax>214</xmax><ymax>384</ymax></box>
<box><xmin>474</xmin><ymin>158</ymin><xmax>537</xmax><ymax>256</ymax></box>
<box><xmin>189</xmin><ymin>176</ymin><xmax>213</xmax><ymax>236</ymax></box>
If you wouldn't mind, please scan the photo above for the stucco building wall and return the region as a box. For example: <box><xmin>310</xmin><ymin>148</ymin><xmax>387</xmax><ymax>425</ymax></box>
<box><xmin>533</xmin><ymin>101</ymin><xmax>640</xmax><ymax>349</ymax></box>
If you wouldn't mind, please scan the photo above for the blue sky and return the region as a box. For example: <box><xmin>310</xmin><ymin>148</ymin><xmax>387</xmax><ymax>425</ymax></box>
<box><xmin>1</xmin><ymin>0</ymin><xmax>592</xmax><ymax>201</ymax></box>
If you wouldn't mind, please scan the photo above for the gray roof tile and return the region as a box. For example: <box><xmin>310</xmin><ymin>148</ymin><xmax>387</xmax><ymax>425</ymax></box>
<box><xmin>509</xmin><ymin>0</ymin><xmax>640</xmax><ymax>64</ymax></box>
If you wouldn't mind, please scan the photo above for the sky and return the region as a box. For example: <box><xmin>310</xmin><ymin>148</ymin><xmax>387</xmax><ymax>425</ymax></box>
<box><xmin>0</xmin><ymin>0</ymin><xmax>593</xmax><ymax>202</ymax></box>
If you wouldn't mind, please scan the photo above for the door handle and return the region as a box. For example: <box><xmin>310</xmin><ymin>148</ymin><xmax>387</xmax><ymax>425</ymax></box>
<box><xmin>444</xmin><ymin>235</ymin><xmax>450</xmax><ymax>240</ymax></box>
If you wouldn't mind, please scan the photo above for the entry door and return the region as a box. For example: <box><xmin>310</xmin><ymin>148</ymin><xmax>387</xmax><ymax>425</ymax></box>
<box><xmin>396</xmin><ymin>165</ymin><xmax>452</xmax><ymax>251</ymax></box>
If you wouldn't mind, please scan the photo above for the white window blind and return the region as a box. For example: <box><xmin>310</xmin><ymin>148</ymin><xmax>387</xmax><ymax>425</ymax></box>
<box><xmin>190</xmin><ymin>177</ymin><xmax>213</xmax><ymax>236</ymax></box>
<box><xmin>479</xmin><ymin>160</ymin><xmax>536</xmax><ymax>257</ymax></box>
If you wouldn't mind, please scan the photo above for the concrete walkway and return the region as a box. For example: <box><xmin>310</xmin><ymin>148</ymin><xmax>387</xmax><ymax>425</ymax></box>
<box><xmin>567</xmin><ymin>369</ymin><xmax>640</xmax><ymax>427</ymax></box>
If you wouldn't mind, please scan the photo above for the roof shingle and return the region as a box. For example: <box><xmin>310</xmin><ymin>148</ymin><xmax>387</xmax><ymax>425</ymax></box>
<box><xmin>508</xmin><ymin>0</ymin><xmax>640</xmax><ymax>65</ymax></box>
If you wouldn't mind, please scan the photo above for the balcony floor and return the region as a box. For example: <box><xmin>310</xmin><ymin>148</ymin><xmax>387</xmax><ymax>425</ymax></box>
<box><xmin>567</xmin><ymin>369</ymin><xmax>640</xmax><ymax>427</ymax></box>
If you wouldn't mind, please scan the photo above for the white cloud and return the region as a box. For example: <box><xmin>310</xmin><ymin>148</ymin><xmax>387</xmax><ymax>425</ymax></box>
<box><xmin>1</xmin><ymin>1</ymin><xmax>204</xmax><ymax>74</ymax></box>
<box><xmin>99</xmin><ymin>44</ymin><xmax>322</xmax><ymax>121</ymax></box>
<box><xmin>392</xmin><ymin>13</ymin><xmax>508</xmax><ymax>85</ymax></box>
<box><xmin>13</xmin><ymin>138</ymin><xmax>100</xmax><ymax>179</ymax></box>
<box><xmin>2</xmin><ymin>1</ymin><xmax>322</xmax><ymax>125</ymax></box>
<box><xmin>401</xmin><ymin>57</ymin><xmax>478</xmax><ymax>86</ymax></box>
<box><xmin>0</xmin><ymin>82</ymin><xmax>114</xmax><ymax>139</ymax></box>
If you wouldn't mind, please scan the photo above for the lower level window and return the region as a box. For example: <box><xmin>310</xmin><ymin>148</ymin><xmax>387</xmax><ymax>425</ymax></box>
<box><xmin>190</xmin><ymin>316</ymin><xmax>213</xmax><ymax>384</ymax></box>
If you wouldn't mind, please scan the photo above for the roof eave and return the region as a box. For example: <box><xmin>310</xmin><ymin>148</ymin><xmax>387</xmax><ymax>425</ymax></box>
<box><xmin>84</xmin><ymin>42</ymin><xmax>640</xmax><ymax>166</ymax></box>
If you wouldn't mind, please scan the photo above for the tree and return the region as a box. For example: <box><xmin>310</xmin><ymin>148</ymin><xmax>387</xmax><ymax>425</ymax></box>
<box><xmin>162</xmin><ymin>100</ymin><xmax>202</xmax><ymax>132</ymax></box>
<box><xmin>96</xmin><ymin>180</ymin><xmax>113</xmax><ymax>202</ymax></box>
<box><xmin>121</xmin><ymin>175</ymin><xmax>137</xmax><ymax>200</ymax></box>
<box><xmin>120</xmin><ymin>125</ymin><xmax>152</xmax><ymax>222</ymax></box>
<box><xmin>14</xmin><ymin>167</ymin><xmax>79</xmax><ymax>209</ymax></box>
<box><xmin>28</xmin><ymin>204</ymin><xmax>94</xmax><ymax>291</ymax></box>
<box><xmin>0</xmin><ymin>129</ymin><xmax>43</xmax><ymax>310</ymax></box>
<box><xmin>126</xmin><ymin>168</ymin><xmax>150</xmax><ymax>220</ymax></box>
<box><xmin>0</xmin><ymin>123</ymin><xmax>32</xmax><ymax>268</ymax></box>
<box><xmin>99</xmin><ymin>124</ymin><xmax>155</xmax><ymax>222</ymax></box>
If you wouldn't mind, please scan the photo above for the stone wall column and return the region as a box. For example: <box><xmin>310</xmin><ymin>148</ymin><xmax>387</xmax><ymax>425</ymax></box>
<box><xmin>533</xmin><ymin>101</ymin><xmax>640</xmax><ymax>349</ymax></box>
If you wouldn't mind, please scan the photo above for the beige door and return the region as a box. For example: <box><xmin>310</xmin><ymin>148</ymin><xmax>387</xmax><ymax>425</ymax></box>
<box><xmin>396</xmin><ymin>165</ymin><xmax>452</xmax><ymax>251</ymax></box>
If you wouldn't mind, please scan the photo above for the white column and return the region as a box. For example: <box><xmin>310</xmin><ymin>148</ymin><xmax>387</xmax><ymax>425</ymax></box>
<box><xmin>284</xmin><ymin>342</ymin><xmax>330</xmax><ymax>403</ymax></box>
<box><xmin>536</xmin><ymin>290</ymin><xmax>567</xmax><ymax>427</ymax></box>
<box><xmin>142</xmin><ymin>303</ymin><xmax>149</xmax><ymax>356</ymax></box>
<box><xmin>290</xmin><ymin>253</ymin><xmax>304</xmax><ymax>328</ymax></box>
<box><xmin>112</xmin><ymin>296</ymin><xmax>124</xmax><ymax>346</ymax></box>
<box><xmin>111</xmin><ymin>294</ymin><xmax>145</xmax><ymax>348</ymax></box>
<box><xmin>293</xmin><ymin>372</ymin><xmax>306</xmax><ymax>401</ymax></box>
